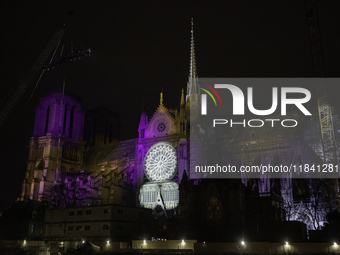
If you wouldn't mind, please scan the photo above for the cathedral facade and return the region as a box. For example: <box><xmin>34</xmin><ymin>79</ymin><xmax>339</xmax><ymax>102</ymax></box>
<box><xmin>19</xmin><ymin>20</ymin><xmax>338</xmax><ymax>234</ymax></box>
<box><xmin>20</xmin><ymin>20</ymin><xmax>202</xmax><ymax>215</ymax></box>
<box><xmin>20</xmin><ymin>86</ymin><xmax>191</xmax><ymax>213</ymax></box>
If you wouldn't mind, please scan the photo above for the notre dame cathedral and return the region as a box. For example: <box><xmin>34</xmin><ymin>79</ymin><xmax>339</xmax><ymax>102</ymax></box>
<box><xmin>20</xmin><ymin>21</ymin><xmax>197</xmax><ymax>214</ymax></box>
<box><xmin>19</xmin><ymin>20</ymin><xmax>339</xmax><ymax>240</ymax></box>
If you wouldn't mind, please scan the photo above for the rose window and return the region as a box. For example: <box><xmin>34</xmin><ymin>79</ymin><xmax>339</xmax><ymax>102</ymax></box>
<box><xmin>157</xmin><ymin>122</ymin><xmax>166</xmax><ymax>133</ymax></box>
<box><xmin>144</xmin><ymin>142</ymin><xmax>177</xmax><ymax>182</ymax></box>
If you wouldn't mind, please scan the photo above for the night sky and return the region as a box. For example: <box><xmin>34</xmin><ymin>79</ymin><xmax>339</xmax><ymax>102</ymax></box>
<box><xmin>1</xmin><ymin>0</ymin><xmax>340</xmax><ymax>206</ymax></box>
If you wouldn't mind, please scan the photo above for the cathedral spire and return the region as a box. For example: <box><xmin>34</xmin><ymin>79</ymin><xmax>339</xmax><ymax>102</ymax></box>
<box><xmin>186</xmin><ymin>18</ymin><xmax>198</xmax><ymax>101</ymax></box>
<box><xmin>180</xmin><ymin>89</ymin><xmax>184</xmax><ymax>107</ymax></box>
<box><xmin>160</xmin><ymin>92</ymin><xmax>163</xmax><ymax>107</ymax></box>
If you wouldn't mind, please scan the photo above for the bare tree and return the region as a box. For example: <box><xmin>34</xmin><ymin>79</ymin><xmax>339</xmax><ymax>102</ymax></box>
<box><xmin>282</xmin><ymin>178</ymin><xmax>336</xmax><ymax>230</ymax></box>
<box><xmin>46</xmin><ymin>173</ymin><xmax>90</xmax><ymax>209</ymax></box>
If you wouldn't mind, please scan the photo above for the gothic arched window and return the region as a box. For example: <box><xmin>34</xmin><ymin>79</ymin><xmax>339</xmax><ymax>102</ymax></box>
<box><xmin>206</xmin><ymin>196</ymin><xmax>222</xmax><ymax>224</ymax></box>
<box><xmin>63</xmin><ymin>104</ymin><xmax>69</xmax><ymax>134</ymax></box>
<box><xmin>45</xmin><ymin>106</ymin><xmax>50</xmax><ymax>135</ymax></box>
<box><xmin>69</xmin><ymin>106</ymin><xmax>75</xmax><ymax>138</ymax></box>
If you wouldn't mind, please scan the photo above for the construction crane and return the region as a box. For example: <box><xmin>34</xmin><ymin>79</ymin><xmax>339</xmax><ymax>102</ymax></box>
<box><xmin>305</xmin><ymin>0</ymin><xmax>339</xmax><ymax>212</ymax></box>
<box><xmin>0</xmin><ymin>29</ymin><xmax>64</xmax><ymax>128</ymax></box>
<box><xmin>305</xmin><ymin>0</ymin><xmax>338</xmax><ymax>169</ymax></box>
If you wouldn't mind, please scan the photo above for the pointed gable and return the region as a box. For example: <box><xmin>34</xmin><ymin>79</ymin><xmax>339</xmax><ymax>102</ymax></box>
<box><xmin>144</xmin><ymin>92</ymin><xmax>176</xmax><ymax>138</ymax></box>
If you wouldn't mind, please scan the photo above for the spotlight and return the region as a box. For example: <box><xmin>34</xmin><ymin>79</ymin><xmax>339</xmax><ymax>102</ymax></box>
<box><xmin>203</xmin><ymin>241</ymin><xmax>205</xmax><ymax>244</ymax></box>
<box><xmin>107</xmin><ymin>240</ymin><xmax>110</xmax><ymax>244</ymax></box>
<box><xmin>82</xmin><ymin>241</ymin><xmax>85</xmax><ymax>244</ymax></box>
<box><xmin>285</xmin><ymin>242</ymin><xmax>289</xmax><ymax>245</ymax></box>
<box><xmin>182</xmin><ymin>240</ymin><xmax>185</xmax><ymax>244</ymax></box>
<box><xmin>334</xmin><ymin>242</ymin><xmax>338</xmax><ymax>246</ymax></box>
<box><xmin>241</xmin><ymin>241</ymin><xmax>245</xmax><ymax>245</ymax></box>
<box><xmin>143</xmin><ymin>240</ymin><xmax>146</xmax><ymax>244</ymax></box>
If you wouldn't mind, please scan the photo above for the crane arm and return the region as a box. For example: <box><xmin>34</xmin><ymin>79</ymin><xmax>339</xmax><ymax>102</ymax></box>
<box><xmin>0</xmin><ymin>29</ymin><xmax>64</xmax><ymax>128</ymax></box>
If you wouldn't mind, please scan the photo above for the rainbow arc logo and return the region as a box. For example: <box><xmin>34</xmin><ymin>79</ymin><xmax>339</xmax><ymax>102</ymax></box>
<box><xmin>198</xmin><ymin>82</ymin><xmax>222</xmax><ymax>115</ymax></box>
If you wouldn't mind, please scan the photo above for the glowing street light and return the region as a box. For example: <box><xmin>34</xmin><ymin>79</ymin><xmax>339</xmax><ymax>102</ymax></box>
<box><xmin>143</xmin><ymin>240</ymin><xmax>146</xmax><ymax>244</ymax></box>
<box><xmin>107</xmin><ymin>240</ymin><xmax>110</xmax><ymax>244</ymax></box>
<box><xmin>285</xmin><ymin>242</ymin><xmax>289</xmax><ymax>245</ymax></box>
<box><xmin>241</xmin><ymin>241</ymin><xmax>245</xmax><ymax>246</ymax></box>
<box><xmin>334</xmin><ymin>242</ymin><xmax>338</xmax><ymax>246</ymax></box>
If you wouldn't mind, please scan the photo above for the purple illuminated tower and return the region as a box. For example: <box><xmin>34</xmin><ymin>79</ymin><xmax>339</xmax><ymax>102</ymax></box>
<box><xmin>21</xmin><ymin>90</ymin><xmax>84</xmax><ymax>201</ymax></box>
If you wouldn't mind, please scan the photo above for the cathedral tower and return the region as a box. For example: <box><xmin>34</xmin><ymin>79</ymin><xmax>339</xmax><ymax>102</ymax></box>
<box><xmin>21</xmin><ymin>90</ymin><xmax>85</xmax><ymax>201</ymax></box>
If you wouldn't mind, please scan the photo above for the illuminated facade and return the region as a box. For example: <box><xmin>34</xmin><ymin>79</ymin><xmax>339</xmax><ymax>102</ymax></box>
<box><xmin>136</xmin><ymin>92</ymin><xmax>188</xmax><ymax>213</ymax></box>
<box><xmin>139</xmin><ymin>141</ymin><xmax>180</xmax><ymax>210</ymax></box>
<box><xmin>18</xmin><ymin>19</ymin><xmax>336</xmax><ymax>234</ymax></box>
<box><xmin>20</xmin><ymin>88</ymin><xmax>189</xmax><ymax>214</ymax></box>
<box><xmin>20</xmin><ymin>19</ymin><xmax>196</xmax><ymax>214</ymax></box>
<box><xmin>21</xmin><ymin>91</ymin><xmax>85</xmax><ymax>202</ymax></box>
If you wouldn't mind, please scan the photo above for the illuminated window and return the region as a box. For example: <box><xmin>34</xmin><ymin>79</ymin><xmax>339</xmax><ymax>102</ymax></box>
<box><xmin>206</xmin><ymin>197</ymin><xmax>222</xmax><ymax>224</ymax></box>
<box><xmin>140</xmin><ymin>182</ymin><xmax>179</xmax><ymax>210</ymax></box>
<box><xmin>144</xmin><ymin>143</ymin><xmax>177</xmax><ymax>182</ymax></box>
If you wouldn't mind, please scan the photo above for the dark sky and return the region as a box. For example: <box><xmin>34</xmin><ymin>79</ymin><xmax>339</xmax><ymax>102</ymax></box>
<box><xmin>1</xmin><ymin>0</ymin><xmax>340</xmax><ymax>205</ymax></box>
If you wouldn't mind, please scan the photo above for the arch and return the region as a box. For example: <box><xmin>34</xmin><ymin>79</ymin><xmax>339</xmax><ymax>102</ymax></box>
<box><xmin>69</xmin><ymin>106</ymin><xmax>75</xmax><ymax>138</ymax></box>
<box><xmin>44</xmin><ymin>106</ymin><xmax>50</xmax><ymax>135</ymax></box>
<box><xmin>63</xmin><ymin>103</ymin><xmax>70</xmax><ymax>134</ymax></box>
<box><xmin>206</xmin><ymin>196</ymin><xmax>222</xmax><ymax>224</ymax></box>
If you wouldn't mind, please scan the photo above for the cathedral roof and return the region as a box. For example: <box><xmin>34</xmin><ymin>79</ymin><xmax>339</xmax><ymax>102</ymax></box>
<box><xmin>84</xmin><ymin>138</ymin><xmax>137</xmax><ymax>165</ymax></box>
